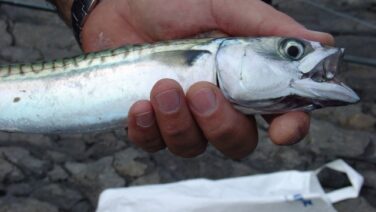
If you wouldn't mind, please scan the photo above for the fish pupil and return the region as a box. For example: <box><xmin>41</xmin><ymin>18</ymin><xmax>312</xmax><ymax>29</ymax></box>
<box><xmin>287</xmin><ymin>46</ymin><xmax>300</xmax><ymax>58</ymax></box>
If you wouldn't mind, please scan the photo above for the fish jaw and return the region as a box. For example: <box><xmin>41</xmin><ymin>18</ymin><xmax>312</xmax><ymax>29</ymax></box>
<box><xmin>291</xmin><ymin>48</ymin><xmax>360</xmax><ymax>107</ymax></box>
<box><xmin>291</xmin><ymin>79</ymin><xmax>359</xmax><ymax>107</ymax></box>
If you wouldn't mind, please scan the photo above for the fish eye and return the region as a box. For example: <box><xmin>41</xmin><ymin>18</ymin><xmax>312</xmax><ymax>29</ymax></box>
<box><xmin>281</xmin><ymin>39</ymin><xmax>305</xmax><ymax>60</ymax></box>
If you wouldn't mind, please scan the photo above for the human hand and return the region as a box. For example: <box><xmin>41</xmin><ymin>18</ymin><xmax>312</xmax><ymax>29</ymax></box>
<box><xmin>81</xmin><ymin>0</ymin><xmax>334</xmax><ymax>159</ymax></box>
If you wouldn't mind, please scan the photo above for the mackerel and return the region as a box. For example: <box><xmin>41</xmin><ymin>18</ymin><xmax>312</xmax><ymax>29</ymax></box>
<box><xmin>0</xmin><ymin>37</ymin><xmax>359</xmax><ymax>133</ymax></box>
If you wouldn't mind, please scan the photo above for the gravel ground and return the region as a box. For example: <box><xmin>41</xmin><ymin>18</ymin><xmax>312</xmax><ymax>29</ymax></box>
<box><xmin>0</xmin><ymin>1</ymin><xmax>375</xmax><ymax>211</ymax></box>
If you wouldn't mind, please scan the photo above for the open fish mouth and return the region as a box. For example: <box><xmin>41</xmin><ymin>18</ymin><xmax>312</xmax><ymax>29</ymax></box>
<box><xmin>292</xmin><ymin>48</ymin><xmax>360</xmax><ymax>108</ymax></box>
<box><xmin>302</xmin><ymin>49</ymin><xmax>344</xmax><ymax>82</ymax></box>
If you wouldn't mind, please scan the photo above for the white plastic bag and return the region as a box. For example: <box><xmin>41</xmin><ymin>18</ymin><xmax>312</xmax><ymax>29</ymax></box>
<box><xmin>96</xmin><ymin>160</ymin><xmax>363</xmax><ymax>212</ymax></box>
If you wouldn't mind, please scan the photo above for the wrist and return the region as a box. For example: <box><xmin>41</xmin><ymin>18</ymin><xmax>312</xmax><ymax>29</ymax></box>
<box><xmin>50</xmin><ymin>0</ymin><xmax>99</xmax><ymax>44</ymax></box>
<box><xmin>71</xmin><ymin>0</ymin><xmax>100</xmax><ymax>44</ymax></box>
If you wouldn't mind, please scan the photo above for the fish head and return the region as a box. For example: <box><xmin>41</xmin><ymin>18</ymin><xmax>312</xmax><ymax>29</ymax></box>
<box><xmin>216</xmin><ymin>37</ymin><xmax>360</xmax><ymax>113</ymax></box>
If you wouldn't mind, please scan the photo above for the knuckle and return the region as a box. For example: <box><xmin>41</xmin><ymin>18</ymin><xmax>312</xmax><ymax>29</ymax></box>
<box><xmin>221</xmin><ymin>132</ymin><xmax>258</xmax><ymax>159</ymax></box>
<box><xmin>127</xmin><ymin>128</ymin><xmax>139</xmax><ymax>144</ymax></box>
<box><xmin>205</xmin><ymin>120</ymin><xmax>257</xmax><ymax>158</ymax></box>
<box><xmin>161</xmin><ymin>120</ymin><xmax>192</xmax><ymax>138</ymax></box>
<box><xmin>128</xmin><ymin>129</ymin><xmax>163</xmax><ymax>149</ymax></box>
<box><xmin>206</xmin><ymin>121</ymin><xmax>237</xmax><ymax>142</ymax></box>
<box><xmin>142</xmin><ymin>136</ymin><xmax>163</xmax><ymax>146</ymax></box>
<box><xmin>143</xmin><ymin>140</ymin><xmax>166</xmax><ymax>153</ymax></box>
<box><xmin>170</xmin><ymin>144</ymin><xmax>207</xmax><ymax>158</ymax></box>
<box><xmin>226</xmin><ymin>146</ymin><xmax>255</xmax><ymax>160</ymax></box>
<box><xmin>179</xmin><ymin>150</ymin><xmax>205</xmax><ymax>158</ymax></box>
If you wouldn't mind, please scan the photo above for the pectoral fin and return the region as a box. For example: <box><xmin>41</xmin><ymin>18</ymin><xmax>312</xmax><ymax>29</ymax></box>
<box><xmin>149</xmin><ymin>50</ymin><xmax>212</xmax><ymax>67</ymax></box>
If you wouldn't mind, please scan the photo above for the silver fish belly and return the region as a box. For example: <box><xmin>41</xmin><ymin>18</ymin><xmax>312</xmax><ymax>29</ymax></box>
<box><xmin>0</xmin><ymin>37</ymin><xmax>359</xmax><ymax>133</ymax></box>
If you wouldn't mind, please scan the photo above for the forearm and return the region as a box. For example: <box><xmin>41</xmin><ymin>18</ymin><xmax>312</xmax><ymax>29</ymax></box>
<box><xmin>48</xmin><ymin>0</ymin><xmax>74</xmax><ymax>26</ymax></box>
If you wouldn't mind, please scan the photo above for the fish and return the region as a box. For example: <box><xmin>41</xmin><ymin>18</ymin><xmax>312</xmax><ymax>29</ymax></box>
<box><xmin>0</xmin><ymin>37</ymin><xmax>359</xmax><ymax>134</ymax></box>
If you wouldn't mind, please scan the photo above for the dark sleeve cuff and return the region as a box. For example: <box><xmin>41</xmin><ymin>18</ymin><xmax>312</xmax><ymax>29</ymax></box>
<box><xmin>47</xmin><ymin>0</ymin><xmax>74</xmax><ymax>26</ymax></box>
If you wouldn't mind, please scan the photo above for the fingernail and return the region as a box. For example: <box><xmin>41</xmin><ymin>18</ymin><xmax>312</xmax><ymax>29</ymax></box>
<box><xmin>190</xmin><ymin>88</ymin><xmax>217</xmax><ymax>116</ymax></box>
<box><xmin>307</xmin><ymin>29</ymin><xmax>329</xmax><ymax>35</ymax></box>
<box><xmin>155</xmin><ymin>89</ymin><xmax>181</xmax><ymax>113</ymax></box>
<box><xmin>307</xmin><ymin>30</ymin><xmax>335</xmax><ymax>44</ymax></box>
<box><xmin>136</xmin><ymin>112</ymin><xmax>155</xmax><ymax>128</ymax></box>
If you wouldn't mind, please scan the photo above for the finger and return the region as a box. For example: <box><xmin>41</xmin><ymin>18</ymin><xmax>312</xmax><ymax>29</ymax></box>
<box><xmin>187</xmin><ymin>82</ymin><xmax>258</xmax><ymax>160</ymax></box>
<box><xmin>128</xmin><ymin>100</ymin><xmax>166</xmax><ymax>152</ymax></box>
<box><xmin>193</xmin><ymin>30</ymin><xmax>228</xmax><ymax>39</ymax></box>
<box><xmin>150</xmin><ymin>79</ymin><xmax>207</xmax><ymax>158</ymax></box>
<box><xmin>211</xmin><ymin>0</ymin><xmax>334</xmax><ymax>45</ymax></box>
<box><xmin>263</xmin><ymin>112</ymin><xmax>310</xmax><ymax>145</ymax></box>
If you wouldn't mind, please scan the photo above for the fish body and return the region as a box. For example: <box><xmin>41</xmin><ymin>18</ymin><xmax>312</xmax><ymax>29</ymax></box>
<box><xmin>0</xmin><ymin>37</ymin><xmax>359</xmax><ymax>133</ymax></box>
